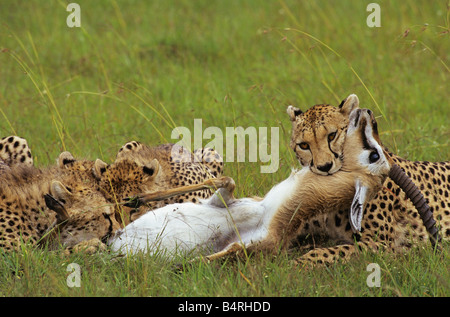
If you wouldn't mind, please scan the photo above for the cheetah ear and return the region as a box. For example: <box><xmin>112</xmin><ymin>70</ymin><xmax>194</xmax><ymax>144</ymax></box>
<box><xmin>287</xmin><ymin>105</ymin><xmax>303</xmax><ymax>121</ymax></box>
<box><xmin>50</xmin><ymin>180</ymin><xmax>73</xmax><ymax>203</ymax></box>
<box><xmin>44</xmin><ymin>193</ymin><xmax>69</xmax><ymax>221</ymax></box>
<box><xmin>142</xmin><ymin>158</ymin><xmax>161</xmax><ymax>179</ymax></box>
<box><xmin>93</xmin><ymin>159</ymin><xmax>109</xmax><ymax>180</ymax></box>
<box><xmin>57</xmin><ymin>151</ymin><xmax>76</xmax><ymax>168</ymax></box>
<box><xmin>339</xmin><ymin>94</ymin><xmax>359</xmax><ymax>116</ymax></box>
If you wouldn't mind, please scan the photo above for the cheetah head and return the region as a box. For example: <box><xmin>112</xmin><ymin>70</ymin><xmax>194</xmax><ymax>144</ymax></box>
<box><xmin>287</xmin><ymin>94</ymin><xmax>359</xmax><ymax>175</ymax></box>
<box><xmin>43</xmin><ymin>180</ymin><xmax>121</xmax><ymax>250</ymax></box>
<box><xmin>94</xmin><ymin>158</ymin><xmax>165</xmax><ymax>225</ymax></box>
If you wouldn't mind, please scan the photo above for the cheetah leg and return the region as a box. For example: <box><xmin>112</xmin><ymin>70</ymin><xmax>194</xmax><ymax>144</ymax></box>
<box><xmin>293</xmin><ymin>244</ymin><xmax>356</xmax><ymax>267</ymax></box>
<box><xmin>293</xmin><ymin>240</ymin><xmax>385</xmax><ymax>267</ymax></box>
<box><xmin>124</xmin><ymin>176</ymin><xmax>235</xmax><ymax>207</ymax></box>
<box><xmin>66</xmin><ymin>238</ymin><xmax>107</xmax><ymax>255</ymax></box>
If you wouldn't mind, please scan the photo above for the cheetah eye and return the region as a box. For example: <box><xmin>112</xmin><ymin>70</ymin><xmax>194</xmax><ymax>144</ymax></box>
<box><xmin>298</xmin><ymin>142</ymin><xmax>309</xmax><ymax>150</ymax></box>
<box><xmin>328</xmin><ymin>132</ymin><xmax>337</xmax><ymax>142</ymax></box>
<box><xmin>369</xmin><ymin>150</ymin><xmax>380</xmax><ymax>163</ymax></box>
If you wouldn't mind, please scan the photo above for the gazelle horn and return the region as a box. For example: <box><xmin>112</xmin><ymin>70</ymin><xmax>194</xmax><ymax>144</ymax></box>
<box><xmin>388</xmin><ymin>164</ymin><xmax>441</xmax><ymax>249</ymax></box>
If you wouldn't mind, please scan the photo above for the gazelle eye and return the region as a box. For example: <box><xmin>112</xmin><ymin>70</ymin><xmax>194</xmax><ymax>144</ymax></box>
<box><xmin>328</xmin><ymin>132</ymin><xmax>336</xmax><ymax>142</ymax></box>
<box><xmin>369</xmin><ymin>150</ymin><xmax>380</xmax><ymax>163</ymax></box>
<box><xmin>298</xmin><ymin>142</ymin><xmax>309</xmax><ymax>150</ymax></box>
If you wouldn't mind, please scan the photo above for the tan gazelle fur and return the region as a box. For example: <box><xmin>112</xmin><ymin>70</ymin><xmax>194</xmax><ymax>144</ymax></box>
<box><xmin>109</xmin><ymin>108</ymin><xmax>391</xmax><ymax>259</ymax></box>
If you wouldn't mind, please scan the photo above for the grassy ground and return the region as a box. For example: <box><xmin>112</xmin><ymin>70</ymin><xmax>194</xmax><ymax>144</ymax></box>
<box><xmin>0</xmin><ymin>241</ymin><xmax>449</xmax><ymax>297</ymax></box>
<box><xmin>0</xmin><ymin>0</ymin><xmax>448</xmax><ymax>297</ymax></box>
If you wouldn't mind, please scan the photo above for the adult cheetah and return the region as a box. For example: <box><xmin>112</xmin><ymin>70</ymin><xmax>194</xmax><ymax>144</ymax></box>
<box><xmin>108</xmin><ymin>141</ymin><xmax>223</xmax><ymax>224</ymax></box>
<box><xmin>0</xmin><ymin>137</ymin><xmax>223</xmax><ymax>252</ymax></box>
<box><xmin>0</xmin><ymin>151</ymin><xmax>119</xmax><ymax>252</ymax></box>
<box><xmin>287</xmin><ymin>94</ymin><xmax>449</xmax><ymax>265</ymax></box>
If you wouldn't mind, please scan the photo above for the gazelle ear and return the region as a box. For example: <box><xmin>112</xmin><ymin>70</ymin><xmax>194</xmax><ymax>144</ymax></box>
<box><xmin>50</xmin><ymin>180</ymin><xmax>73</xmax><ymax>203</ymax></box>
<box><xmin>286</xmin><ymin>105</ymin><xmax>303</xmax><ymax>121</ymax></box>
<box><xmin>57</xmin><ymin>151</ymin><xmax>76</xmax><ymax>168</ymax></box>
<box><xmin>93</xmin><ymin>159</ymin><xmax>109</xmax><ymax>180</ymax></box>
<box><xmin>339</xmin><ymin>94</ymin><xmax>359</xmax><ymax>116</ymax></box>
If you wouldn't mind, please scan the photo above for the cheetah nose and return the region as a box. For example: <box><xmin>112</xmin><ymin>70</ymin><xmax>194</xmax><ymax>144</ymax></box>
<box><xmin>317</xmin><ymin>162</ymin><xmax>333</xmax><ymax>173</ymax></box>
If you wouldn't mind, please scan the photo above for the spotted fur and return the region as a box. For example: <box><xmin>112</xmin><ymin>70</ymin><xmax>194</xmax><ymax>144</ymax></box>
<box><xmin>288</xmin><ymin>95</ymin><xmax>450</xmax><ymax>266</ymax></box>
<box><xmin>0</xmin><ymin>136</ymin><xmax>33</xmax><ymax>174</ymax></box>
<box><xmin>107</xmin><ymin>141</ymin><xmax>224</xmax><ymax>225</ymax></box>
<box><xmin>0</xmin><ymin>137</ymin><xmax>223</xmax><ymax>253</ymax></box>
<box><xmin>0</xmin><ymin>153</ymin><xmax>113</xmax><ymax>252</ymax></box>
<box><xmin>287</xmin><ymin>96</ymin><xmax>358</xmax><ymax>175</ymax></box>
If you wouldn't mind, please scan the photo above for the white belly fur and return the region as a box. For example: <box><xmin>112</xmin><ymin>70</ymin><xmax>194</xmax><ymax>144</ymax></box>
<box><xmin>109</xmin><ymin>170</ymin><xmax>302</xmax><ymax>257</ymax></box>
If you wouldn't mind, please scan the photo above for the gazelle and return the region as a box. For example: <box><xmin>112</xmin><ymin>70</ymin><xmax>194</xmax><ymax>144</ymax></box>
<box><xmin>108</xmin><ymin>107</ymin><xmax>394</xmax><ymax>259</ymax></box>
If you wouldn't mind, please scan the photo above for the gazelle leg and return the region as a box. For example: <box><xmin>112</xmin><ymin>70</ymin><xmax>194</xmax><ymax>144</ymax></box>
<box><xmin>175</xmin><ymin>242</ymin><xmax>245</xmax><ymax>271</ymax></box>
<box><xmin>124</xmin><ymin>176</ymin><xmax>234</xmax><ymax>206</ymax></box>
<box><xmin>206</xmin><ymin>177</ymin><xmax>236</xmax><ymax>207</ymax></box>
<box><xmin>205</xmin><ymin>242</ymin><xmax>246</xmax><ymax>261</ymax></box>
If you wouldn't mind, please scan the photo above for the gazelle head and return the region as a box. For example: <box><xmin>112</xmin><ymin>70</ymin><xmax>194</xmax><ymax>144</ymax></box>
<box><xmin>341</xmin><ymin>108</ymin><xmax>391</xmax><ymax>232</ymax></box>
<box><xmin>342</xmin><ymin>108</ymin><xmax>391</xmax><ymax>177</ymax></box>
<box><xmin>334</xmin><ymin>107</ymin><xmax>439</xmax><ymax>246</ymax></box>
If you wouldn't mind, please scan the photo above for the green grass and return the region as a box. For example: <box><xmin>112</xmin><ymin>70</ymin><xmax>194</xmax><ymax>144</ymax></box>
<box><xmin>1</xmin><ymin>242</ymin><xmax>449</xmax><ymax>296</ymax></box>
<box><xmin>0</xmin><ymin>0</ymin><xmax>449</xmax><ymax>297</ymax></box>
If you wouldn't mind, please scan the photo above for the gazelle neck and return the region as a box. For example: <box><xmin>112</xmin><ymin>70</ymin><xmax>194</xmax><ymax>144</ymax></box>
<box><xmin>259</xmin><ymin>169</ymin><xmax>303</xmax><ymax>224</ymax></box>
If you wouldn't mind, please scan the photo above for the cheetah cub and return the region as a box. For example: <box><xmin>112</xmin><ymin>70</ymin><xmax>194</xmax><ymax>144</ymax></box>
<box><xmin>109</xmin><ymin>108</ymin><xmax>391</xmax><ymax>258</ymax></box>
